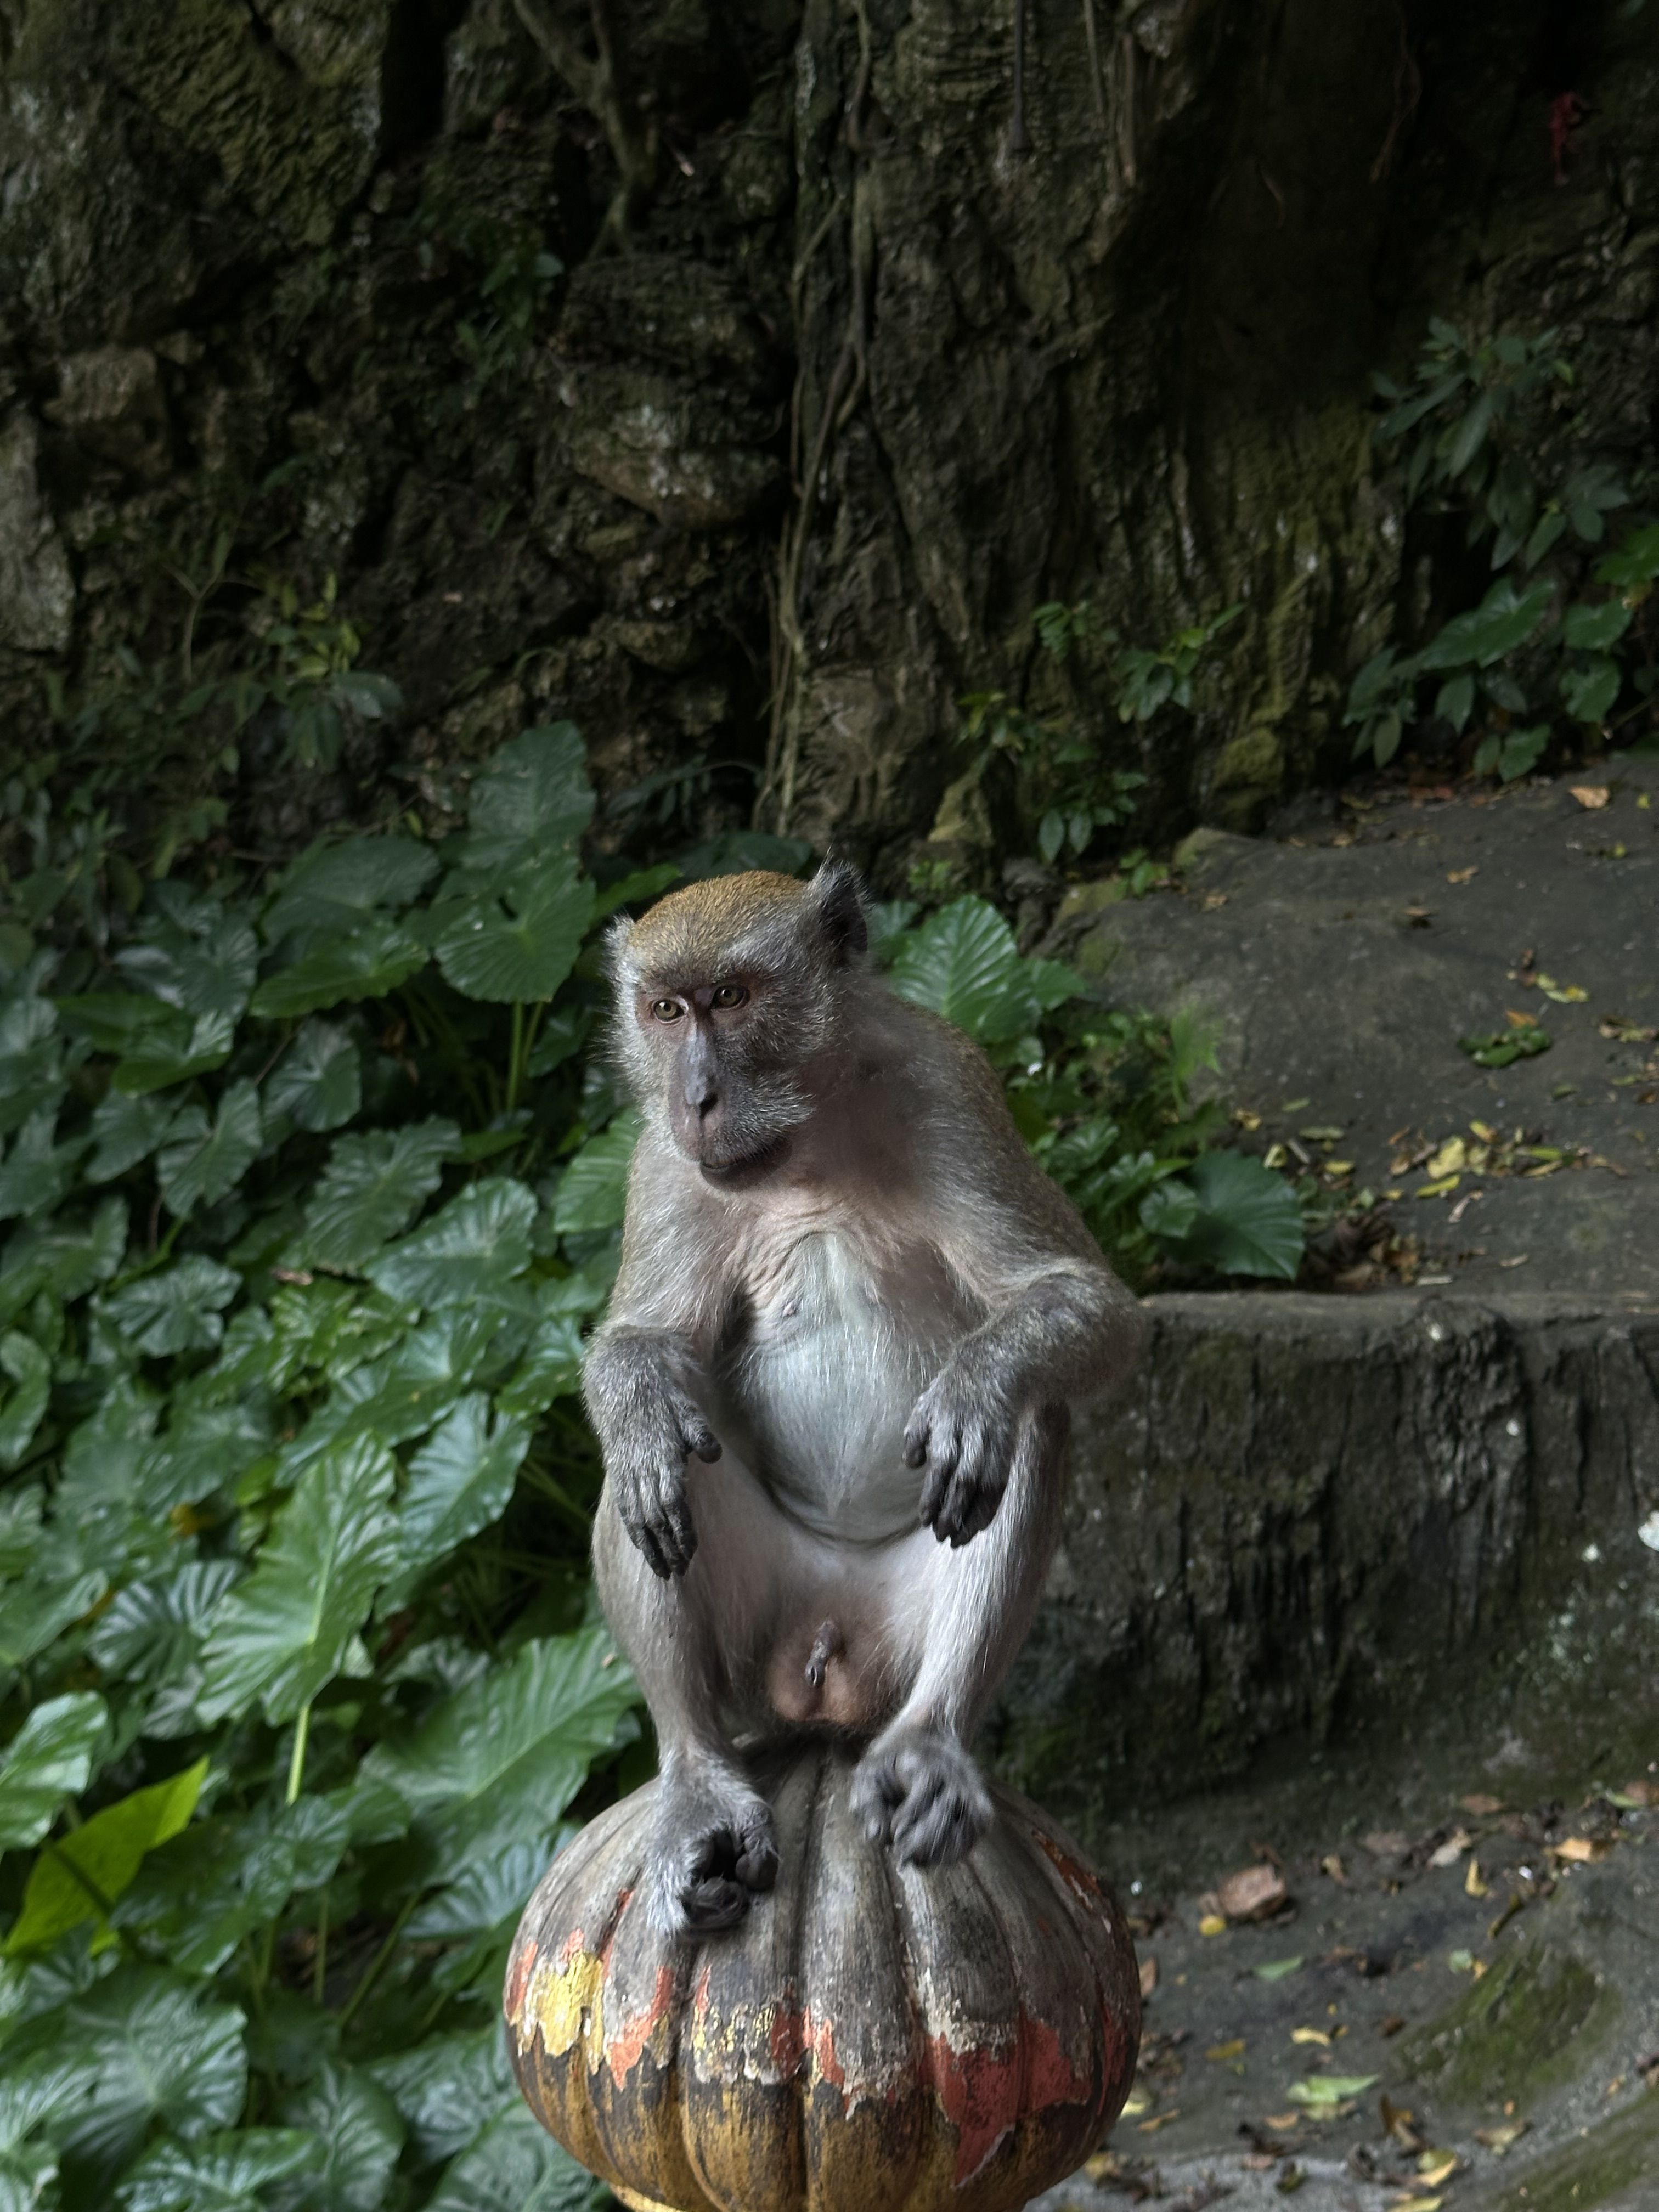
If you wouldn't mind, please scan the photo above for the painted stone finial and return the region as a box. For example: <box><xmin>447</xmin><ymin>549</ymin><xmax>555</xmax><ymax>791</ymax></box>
<box><xmin>506</xmin><ymin>1739</ymin><xmax>1140</xmax><ymax>2212</ymax></box>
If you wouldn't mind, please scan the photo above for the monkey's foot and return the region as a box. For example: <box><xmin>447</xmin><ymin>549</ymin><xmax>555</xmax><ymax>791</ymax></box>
<box><xmin>851</xmin><ymin>1727</ymin><xmax>992</xmax><ymax>1869</ymax></box>
<box><xmin>643</xmin><ymin>1767</ymin><xmax>778</xmax><ymax>1936</ymax></box>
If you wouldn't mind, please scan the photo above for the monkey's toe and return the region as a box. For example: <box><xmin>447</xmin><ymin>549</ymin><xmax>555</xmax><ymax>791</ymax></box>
<box><xmin>854</xmin><ymin>1731</ymin><xmax>991</xmax><ymax>1870</ymax></box>
<box><xmin>682</xmin><ymin>1874</ymin><xmax>749</xmax><ymax>1930</ymax></box>
<box><xmin>733</xmin><ymin>1810</ymin><xmax>778</xmax><ymax>1893</ymax></box>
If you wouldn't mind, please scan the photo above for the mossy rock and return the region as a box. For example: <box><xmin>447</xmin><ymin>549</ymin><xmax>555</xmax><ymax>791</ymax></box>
<box><xmin>1401</xmin><ymin>1942</ymin><xmax>1620</xmax><ymax>2110</ymax></box>
<box><xmin>1465</xmin><ymin>2087</ymin><xmax>1659</xmax><ymax>2212</ymax></box>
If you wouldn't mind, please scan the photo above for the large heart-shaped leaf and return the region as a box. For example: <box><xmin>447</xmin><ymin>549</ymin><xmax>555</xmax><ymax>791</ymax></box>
<box><xmin>86</xmin><ymin>1091</ymin><xmax>183</xmax><ymax>1182</ymax></box>
<box><xmin>0</xmin><ymin>1329</ymin><xmax>52</xmax><ymax>1468</ymax></box>
<box><xmin>0</xmin><ymin>1197</ymin><xmax>127</xmax><ymax>1318</ymax></box>
<box><xmin>368</xmin><ymin>2030</ymin><xmax>505</xmax><ymax>2166</ymax></box>
<box><xmin>250</xmin><ymin>915</ymin><xmax>428</xmax><ymax>1020</ymax></box>
<box><xmin>263</xmin><ymin>1020</ymin><xmax>362</xmax><ymax>1133</ymax></box>
<box><xmin>115</xmin><ymin>899</ymin><xmax>259</xmax><ymax>1022</ymax></box>
<box><xmin>103</xmin><ymin>1257</ymin><xmax>242</xmax><ymax>1357</ymax></box>
<box><xmin>156</xmin><ymin>1080</ymin><xmax>262</xmax><ymax>1217</ymax></box>
<box><xmin>117</xmin><ymin>2128</ymin><xmax>322</xmax><ymax>2212</ymax></box>
<box><xmin>199</xmin><ymin>1435</ymin><xmax>398</xmax><ymax>1724</ymax></box>
<box><xmin>300</xmin><ymin>1119</ymin><xmax>461</xmax><ymax>1271</ymax></box>
<box><xmin>550</xmin><ymin>1114</ymin><xmax>639</xmax><ymax>1234</ymax></box>
<box><xmin>0</xmin><ymin>1108</ymin><xmax>88</xmax><ymax>1221</ymax></box>
<box><xmin>424</xmin><ymin>2101</ymin><xmax>606</xmax><ymax>2212</ymax></box>
<box><xmin>432</xmin><ymin>861</ymin><xmax>594</xmax><ymax>1005</ymax></box>
<box><xmin>452</xmin><ymin>725</ymin><xmax>594</xmax><ymax>873</ymax></box>
<box><xmin>274</xmin><ymin>2063</ymin><xmax>403</xmax><ymax>2212</ymax></box>
<box><xmin>5</xmin><ymin>1757</ymin><xmax>207</xmax><ymax>1955</ymax></box>
<box><xmin>0</xmin><ymin>1692</ymin><xmax>108</xmax><ymax>1849</ymax></box>
<box><xmin>88</xmin><ymin>1561</ymin><xmax>241</xmax><ymax>1689</ymax></box>
<box><xmin>382</xmin><ymin>1396</ymin><xmax>530</xmax><ymax>1608</ymax></box>
<box><xmin>887</xmin><ymin>897</ymin><xmax>1053</xmax><ymax>1043</ymax></box>
<box><xmin>362</xmin><ymin>1629</ymin><xmax>637</xmax><ymax>1877</ymax></box>
<box><xmin>44</xmin><ymin>1967</ymin><xmax>247</xmax><ymax>2185</ymax></box>
<box><xmin>1156</xmin><ymin>1150</ymin><xmax>1304</xmax><ymax>1280</ymax></box>
<box><xmin>365</xmin><ymin>1178</ymin><xmax>536</xmax><ymax>1308</ymax></box>
<box><xmin>262</xmin><ymin>834</ymin><xmax>439</xmax><ymax>945</ymax></box>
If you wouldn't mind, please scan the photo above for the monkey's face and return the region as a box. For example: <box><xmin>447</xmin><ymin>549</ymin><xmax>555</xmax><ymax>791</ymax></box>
<box><xmin>610</xmin><ymin>865</ymin><xmax>868</xmax><ymax>1180</ymax></box>
<box><xmin>631</xmin><ymin>969</ymin><xmax>823</xmax><ymax>1177</ymax></box>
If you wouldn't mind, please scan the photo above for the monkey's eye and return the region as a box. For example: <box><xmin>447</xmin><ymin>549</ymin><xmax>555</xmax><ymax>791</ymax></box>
<box><xmin>709</xmin><ymin>984</ymin><xmax>749</xmax><ymax>1011</ymax></box>
<box><xmin>650</xmin><ymin>999</ymin><xmax>684</xmax><ymax>1023</ymax></box>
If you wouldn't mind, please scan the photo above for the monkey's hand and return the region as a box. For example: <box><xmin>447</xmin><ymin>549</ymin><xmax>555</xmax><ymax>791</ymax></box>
<box><xmin>605</xmin><ymin>1376</ymin><xmax>721</xmax><ymax>1581</ymax></box>
<box><xmin>903</xmin><ymin>1358</ymin><xmax>1018</xmax><ymax>1547</ymax></box>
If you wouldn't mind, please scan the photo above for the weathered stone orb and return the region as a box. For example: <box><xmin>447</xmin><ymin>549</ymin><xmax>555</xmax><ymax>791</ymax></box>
<box><xmin>506</xmin><ymin>1739</ymin><xmax>1141</xmax><ymax>2212</ymax></box>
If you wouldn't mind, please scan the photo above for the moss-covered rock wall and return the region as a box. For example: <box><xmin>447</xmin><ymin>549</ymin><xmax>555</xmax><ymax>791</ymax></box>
<box><xmin>1</xmin><ymin>0</ymin><xmax>1655</xmax><ymax>876</ymax></box>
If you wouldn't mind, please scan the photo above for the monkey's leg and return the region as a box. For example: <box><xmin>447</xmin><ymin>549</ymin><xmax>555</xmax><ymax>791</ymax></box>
<box><xmin>852</xmin><ymin>1402</ymin><xmax>1068</xmax><ymax>1870</ymax></box>
<box><xmin>594</xmin><ymin>1455</ymin><xmax>802</xmax><ymax>1936</ymax></box>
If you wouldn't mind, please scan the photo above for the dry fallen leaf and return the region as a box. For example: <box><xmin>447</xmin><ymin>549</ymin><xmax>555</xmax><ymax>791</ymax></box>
<box><xmin>1418</xmin><ymin>2150</ymin><xmax>1460</xmax><ymax>2186</ymax></box>
<box><xmin>1121</xmin><ymin>2089</ymin><xmax>1152</xmax><ymax>2117</ymax></box>
<box><xmin>1206</xmin><ymin>2038</ymin><xmax>1246</xmax><ymax>2063</ymax></box>
<box><xmin>1465</xmin><ymin>1858</ymin><xmax>1490</xmax><ymax>1899</ymax></box>
<box><xmin>1364</xmin><ymin>1829</ymin><xmax>1409</xmax><ymax>1858</ymax></box>
<box><xmin>1321</xmin><ymin>1854</ymin><xmax>1348</xmax><ymax>1884</ymax></box>
<box><xmin>1447</xmin><ymin>866</ymin><xmax>1478</xmax><ymax>883</ymax></box>
<box><xmin>1550</xmin><ymin>1836</ymin><xmax>1610</xmax><ymax>1864</ymax></box>
<box><xmin>1474</xmin><ymin>2120</ymin><xmax>1530</xmax><ymax>2153</ymax></box>
<box><xmin>1571</xmin><ymin>785</ymin><xmax>1610</xmax><ymax>808</ymax></box>
<box><xmin>1291</xmin><ymin>2027</ymin><xmax>1331</xmax><ymax>2047</ymax></box>
<box><xmin>1139</xmin><ymin>1954</ymin><xmax>1158</xmax><ymax>1999</ymax></box>
<box><xmin>1621</xmin><ymin>1780</ymin><xmax>1656</xmax><ymax>1807</ymax></box>
<box><xmin>1082</xmin><ymin>2149</ymin><xmax>1126</xmax><ymax>2181</ymax></box>
<box><xmin>1460</xmin><ymin>1792</ymin><xmax>1504</xmax><ymax>1815</ymax></box>
<box><xmin>1201</xmin><ymin>890</ymin><xmax>1229</xmax><ymax>911</ymax></box>
<box><xmin>1199</xmin><ymin>1913</ymin><xmax>1228</xmax><ymax>1938</ymax></box>
<box><xmin>1218</xmin><ymin>1863</ymin><xmax>1290</xmax><ymax>1922</ymax></box>
<box><xmin>1137</xmin><ymin>2109</ymin><xmax>1181</xmax><ymax>2133</ymax></box>
<box><xmin>1429</xmin><ymin>1829</ymin><xmax>1474</xmax><ymax>1868</ymax></box>
<box><xmin>1427</xmin><ymin>1137</ymin><xmax>1466</xmax><ymax>1177</ymax></box>
<box><xmin>1264</xmin><ymin>2113</ymin><xmax>1301</xmax><ymax>2131</ymax></box>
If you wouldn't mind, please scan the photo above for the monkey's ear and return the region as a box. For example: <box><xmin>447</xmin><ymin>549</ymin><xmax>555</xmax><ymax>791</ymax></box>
<box><xmin>809</xmin><ymin>860</ymin><xmax>868</xmax><ymax>963</ymax></box>
<box><xmin>602</xmin><ymin>913</ymin><xmax>637</xmax><ymax>988</ymax></box>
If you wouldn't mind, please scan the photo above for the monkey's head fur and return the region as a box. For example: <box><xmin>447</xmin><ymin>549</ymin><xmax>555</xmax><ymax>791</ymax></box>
<box><xmin>606</xmin><ymin>863</ymin><xmax>869</xmax><ymax>1179</ymax></box>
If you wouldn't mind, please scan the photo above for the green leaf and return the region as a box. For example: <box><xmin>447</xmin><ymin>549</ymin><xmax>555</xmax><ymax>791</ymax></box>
<box><xmin>425</xmin><ymin>2101</ymin><xmax>607</xmax><ymax>2212</ymax></box>
<box><xmin>0</xmin><ymin>1694</ymin><xmax>107</xmax><ymax>1850</ymax></box>
<box><xmin>1497</xmin><ymin>725</ymin><xmax>1550</xmax><ymax>781</ymax></box>
<box><xmin>1523</xmin><ymin>510</ymin><xmax>1567</xmax><ymax>567</ymax></box>
<box><xmin>368</xmin><ymin>2030</ymin><xmax>505</xmax><ymax>2165</ymax></box>
<box><xmin>674</xmin><ymin>831</ymin><xmax>814</xmax><ymax>881</ymax></box>
<box><xmin>1459</xmin><ymin>1025</ymin><xmax>1550</xmax><ymax>1068</ymax></box>
<box><xmin>362</xmin><ymin>1628</ymin><xmax>637</xmax><ymax>1877</ymax></box>
<box><xmin>432</xmin><ymin>860</ymin><xmax>595</xmax><ymax>1005</ymax></box>
<box><xmin>88</xmin><ymin>1561</ymin><xmax>240</xmax><ymax>1691</ymax></box>
<box><xmin>383</xmin><ymin>1396</ymin><xmax>530</xmax><ymax>1607</ymax></box>
<box><xmin>1595</xmin><ymin>522</ymin><xmax>1659</xmax><ymax>589</ymax></box>
<box><xmin>5</xmin><ymin>1758</ymin><xmax>207</xmax><ymax>1955</ymax></box>
<box><xmin>250</xmin><ymin>915</ymin><xmax>428</xmax><ymax>1020</ymax></box>
<box><xmin>1415</xmin><ymin>578</ymin><xmax>1554</xmax><ymax>671</ymax></box>
<box><xmin>1561</xmin><ymin>655</ymin><xmax>1621</xmax><ymax>725</ymax></box>
<box><xmin>300</xmin><ymin>1119</ymin><xmax>461</xmax><ymax>1271</ymax></box>
<box><xmin>87</xmin><ymin>1091</ymin><xmax>182</xmax><ymax>1182</ymax></box>
<box><xmin>1434</xmin><ymin>673</ymin><xmax>1475</xmax><ymax>732</ymax></box>
<box><xmin>103</xmin><ymin>1256</ymin><xmax>242</xmax><ymax>1356</ymax></box>
<box><xmin>1252</xmin><ymin>1957</ymin><xmax>1304</xmax><ymax>1982</ymax></box>
<box><xmin>0</xmin><ymin>1330</ymin><xmax>51</xmax><ymax>1468</ymax></box>
<box><xmin>454</xmin><ymin>724</ymin><xmax>595</xmax><ymax>873</ymax></box>
<box><xmin>118</xmin><ymin>1799</ymin><xmax>350</xmax><ymax>1975</ymax></box>
<box><xmin>275</xmin><ymin>2062</ymin><xmax>404</xmax><ymax>2212</ymax></box>
<box><xmin>263</xmin><ymin>1020</ymin><xmax>362</xmax><ymax>1132</ymax></box>
<box><xmin>365</xmin><ymin>1177</ymin><xmax>537</xmax><ymax>1309</ymax></box>
<box><xmin>112</xmin><ymin>1009</ymin><xmax>237</xmax><ymax>1097</ymax></box>
<box><xmin>0</xmin><ymin>1109</ymin><xmax>88</xmax><ymax>1221</ymax></box>
<box><xmin>117</xmin><ymin>2128</ymin><xmax>322</xmax><ymax>2212</ymax></box>
<box><xmin>41</xmin><ymin>1967</ymin><xmax>246</xmax><ymax>2187</ymax></box>
<box><xmin>0</xmin><ymin>2066</ymin><xmax>74</xmax><ymax>2212</ymax></box>
<box><xmin>262</xmin><ymin>835</ymin><xmax>439</xmax><ymax>944</ymax></box>
<box><xmin>550</xmin><ymin>1115</ymin><xmax>639</xmax><ymax>1235</ymax></box>
<box><xmin>1286</xmin><ymin>2073</ymin><xmax>1378</xmax><ymax>2108</ymax></box>
<box><xmin>589</xmin><ymin>864</ymin><xmax>682</xmax><ymax>922</ymax></box>
<box><xmin>1156</xmin><ymin>1152</ymin><xmax>1304</xmax><ymax>1280</ymax></box>
<box><xmin>1562</xmin><ymin>600</ymin><xmax>1632</xmax><ymax>652</ymax></box>
<box><xmin>496</xmin><ymin>1308</ymin><xmax>586</xmax><ymax>1418</ymax></box>
<box><xmin>55</xmin><ymin>992</ymin><xmax>191</xmax><ymax>1059</ymax></box>
<box><xmin>156</xmin><ymin>1080</ymin><xmax>262</xmax><ymax>1217</ymax></box>
<box><xmin>0</xmin><ymin>989</ymin><xmax>66</xmax><ymax>1137</ymax></box>
<box><xmin>887</xmin><ymin>898</ymin><xmax>1040</xmax><ymax>1043</ymax></box>
<box><xmin>115</xmin><ymin>898</ymin><xmax>258</xmax><ymax>1022</ymax></box>
<box><xmin>1443</xmin><ymin>388</ymin><xmax>1494</xmax><ymax>477</ymax></box>
<box><xmin>198</xmin><ymin>1435</ymin><xmax>399</xmax><ymax>1724</ymax></box>
<box><xmin>1037</xmin><ymin>811</ymin><xmax>1065</xmax><ymax>864</ymax></box>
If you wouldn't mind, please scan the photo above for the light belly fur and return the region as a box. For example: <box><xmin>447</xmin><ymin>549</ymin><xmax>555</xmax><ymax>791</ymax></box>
<box><xmin>714</xmin><ymin>1228</ymin><xmax>964</xmax><ymax>1545</ymax></box>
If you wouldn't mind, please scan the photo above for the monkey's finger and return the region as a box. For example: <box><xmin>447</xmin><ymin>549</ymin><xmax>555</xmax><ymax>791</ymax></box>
<box><xmin>901</xmin><ymin>1412</ymin><xmax>930</xmax><ymax>1470</ymax></box>
<box><xmin>917</xmin><ymin>1450</ymin><xmax>956</xmax><ymax>1530</ymax></box>
<box><xmin>627</xmin><ymin>1513</ymin><xmax>673</xmax><ymax>1580</ymax></box>
<box><xmin>686</xmin><ymin>1424</ymin><xmax>723</xmax><ymax>1464</ymax></box>
<box><xmin>660</xmin><ymin>1479</ymin><xmax>698</xmax><ymax>1571</ymax></box>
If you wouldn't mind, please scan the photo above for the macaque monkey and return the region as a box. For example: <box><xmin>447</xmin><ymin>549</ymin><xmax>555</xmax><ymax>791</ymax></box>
<box><xmin>584</xmin><ymin>864</ymin><xmax>1143</xmax><ymax>1934</ymax></box>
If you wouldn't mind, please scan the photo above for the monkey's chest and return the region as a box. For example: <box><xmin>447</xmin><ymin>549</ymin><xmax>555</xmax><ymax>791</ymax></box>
<box><xmin>715</xmin><ymin>1231</ymin><xmax>964</xmax><ymax>1544</ymax></box>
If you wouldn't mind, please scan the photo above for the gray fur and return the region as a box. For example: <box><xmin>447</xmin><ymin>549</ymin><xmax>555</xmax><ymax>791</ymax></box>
<box><xmin>583</xmin><ymin>865</ymin><xmax>1144</xmax><ymax>1934</ymax></box>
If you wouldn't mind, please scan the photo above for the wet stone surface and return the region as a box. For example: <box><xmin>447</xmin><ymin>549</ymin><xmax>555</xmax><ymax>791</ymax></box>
<box><xmin>1051</xmin><ymin>757</ymin><xmax>1659</xmax><ymax>1298</ymax></box>
<box><xmin>1031</xmin><ymin>1740</ymin><xmax>1659</xmax><ymax>2212</ymax></box>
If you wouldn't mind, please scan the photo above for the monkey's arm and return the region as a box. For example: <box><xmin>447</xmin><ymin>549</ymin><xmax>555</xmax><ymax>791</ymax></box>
<box><xmin>582</xmin><ymin>1141</ymin><xmax>731</xmax><ymax>1579</ymax></box>
<box><xmin>899</xmin><ymin>1015</ymin><xmax>1147</xmax><ymax>1545</ymax></box>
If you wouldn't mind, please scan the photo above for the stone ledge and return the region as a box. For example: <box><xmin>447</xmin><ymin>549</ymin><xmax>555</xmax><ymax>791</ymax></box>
<box><xmin>996</xmin><ymin>1291</ymin><xmax>1659</xmax><ymax>1821</ymax></box>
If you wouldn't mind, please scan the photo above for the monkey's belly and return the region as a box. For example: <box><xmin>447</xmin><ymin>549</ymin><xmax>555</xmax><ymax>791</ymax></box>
<box><xmin>714</xmin><ymin>1234</ymin><xmax>960</xmax><ymax>1545</ymax></box>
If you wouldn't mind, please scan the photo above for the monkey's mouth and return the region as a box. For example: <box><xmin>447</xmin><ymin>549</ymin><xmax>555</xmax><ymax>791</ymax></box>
<box><xmin>698</xmin><ymin>1134</ymin><xmax>791</xmax><ymax>1185</ymax></box>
